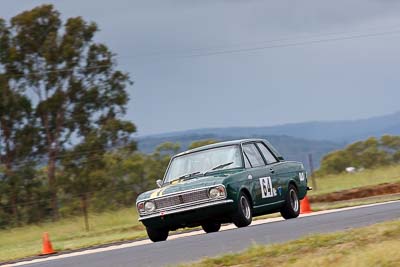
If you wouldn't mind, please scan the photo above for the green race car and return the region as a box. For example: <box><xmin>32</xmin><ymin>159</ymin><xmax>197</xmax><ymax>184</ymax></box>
<box><xmin>136</xmin><ymin>139</ymin><xmax>310</xmax><ymax>242</ymax></box>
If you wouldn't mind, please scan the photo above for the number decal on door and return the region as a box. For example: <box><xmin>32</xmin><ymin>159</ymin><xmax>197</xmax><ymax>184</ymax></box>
<box><xmin>259</xmin><ymin>177</ymin><xmax>277</xmax><ymax>198</ymax></box>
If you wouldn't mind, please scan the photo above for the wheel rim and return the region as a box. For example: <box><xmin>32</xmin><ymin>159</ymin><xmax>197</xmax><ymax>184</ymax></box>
<box><xmin>289</xmin><ymin>189</ymin><xmax>299</xmax><ymax>212</ymax></box>
<box><xmin>240</xmin><ymin>196</ymin><xmax>251</xmax><ymax>219</ymax></box>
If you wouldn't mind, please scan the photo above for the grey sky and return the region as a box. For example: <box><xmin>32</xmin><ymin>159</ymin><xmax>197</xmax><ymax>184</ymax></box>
<box><xmin>2</xmin><ymin>1</ymin><xmax>400</xmax><ymax>135</ymax></box>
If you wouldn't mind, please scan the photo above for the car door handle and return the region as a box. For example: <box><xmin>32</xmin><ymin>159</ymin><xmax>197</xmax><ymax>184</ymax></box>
<box><xmin>269</xmin><ymin>168</ymin><xmax>275</xmax><ymax>174</ymax></box>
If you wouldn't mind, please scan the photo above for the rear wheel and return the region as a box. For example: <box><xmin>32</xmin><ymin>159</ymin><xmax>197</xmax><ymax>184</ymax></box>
<box><xmin>201</xmin><ymin>222</ymin><xmax>221</xmax><ymax>233</ymax></box>
<box><xmin>232</xmin><ymin>192</ymin><xmax>252</xmax><ymax>227</ymax></box>
<box><xmin>280</xmin><ymin>184</ymin><xmax>300</xmax><ymax>219</ymax></box>
<box><xmin>146</xmin><ymin>226</ymin><xmax>169</xmax><ymax>242</ymax></box>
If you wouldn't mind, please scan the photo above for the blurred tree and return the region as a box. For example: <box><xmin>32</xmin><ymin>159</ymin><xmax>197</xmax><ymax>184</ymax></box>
<box><xmin>152</xmin><ymin>142</ymin><xmax>181</xmax><ymax>179</ymax></box>
<box><xmin>380</xmin><ymin>135</ymin><xmax>400</xmax><ymax>163</ymax></box>
<box><xmin>317</xmin><ymin>150</ymin><xmax>350</xmax><ymax>175</ymax></box>
<box><xmin>188</xmin><ymin>139</ymin><xmax>218</xmax><ymax>149</ymax></box>
<box><xmin>102</xmin><ymin>152</ymin><xmax>150</xmax><ymax>207</ymax></box>
<box><xmin>2</xmin><ymin>5</ymin><xmax>134</xmax><ymax>220</ymax></box>
<box><xmin>61</xmin><ymin>131</ymin><xmax>107</xmax><ymax>231</ymax></box>
<box><xmin>360</xmin><ymin>141</ymin><xmax>389</xmax><ymax>168</ymax></box>
<box><xmin>61</xmin><ymin>124</ymin><xmax>135</xmax><ymax>230</ymax></box>
<box><xmin>154</xmin><ymin>142</ymin><xmax>180</xmax><ymax>156</ymax></box>
<box><xmin>380</xmin><ymin>135</ymin><xmax>400</xmax><ymax>148</ymax></box>
<box><xmin>99</xmin><ymin>142</ymin><xmax>181</xmax><ymax>211</ymax></box>
<box><xmin>0</xmin><ymin>71</ymin><xmax>36</xmax><ymax>224</ymax></box>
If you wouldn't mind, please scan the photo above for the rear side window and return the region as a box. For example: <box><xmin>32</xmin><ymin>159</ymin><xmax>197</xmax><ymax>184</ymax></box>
<box><xmin>243</xmin><ymin>143</ymin><xmax>265</xmax><ymax>167</ymax></box>
<box><xmin>257</xmin><ymin>142</ymin><xmax>278</xmax><ymax>164</ymax></box>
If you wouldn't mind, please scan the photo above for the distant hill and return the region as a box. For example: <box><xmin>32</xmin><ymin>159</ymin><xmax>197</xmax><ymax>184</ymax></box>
<box><xmin>135</xmin><ymin>111</ymin><xmax>400</xmax><ymax>171</ymax></box>
<box><xmin>140</xmin><ymin>111</ymin><xmax>400</xmax><ymax>144</ymax></box>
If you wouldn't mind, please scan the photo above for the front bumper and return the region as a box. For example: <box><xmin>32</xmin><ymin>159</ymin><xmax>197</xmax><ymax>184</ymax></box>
<box><xmin>138</xmin><ymin>199</ymin><xmax>234</xmax><ymax>221</ymax></box>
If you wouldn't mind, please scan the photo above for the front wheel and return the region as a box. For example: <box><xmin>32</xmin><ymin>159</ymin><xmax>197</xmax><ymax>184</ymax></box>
<box><xmin>146</xmin><ymin>226</ymin><xmax>169</xmax><ymax>242</ymax></box>
<box><xmin>280</xmin><ymin>184</ymin><xmax>300</xmax><ymax>219</ymax></box>
<box><xmin>201</xmin><ymin>222</ymin><xmax>221</xmax><ymax>233</ymax></box>
<box><xmin>232</xmin><ymin>192</ymin><xmax>252</xmax><ymax>227</ymax></box>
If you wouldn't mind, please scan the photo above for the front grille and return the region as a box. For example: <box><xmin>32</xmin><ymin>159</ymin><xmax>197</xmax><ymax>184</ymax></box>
<box><xmin>154</xmin><ymin>189</ymin><xmax>209</xmax><ymax>209</ymax></box>
<box><xmin>154</xmin><ymin>196</ymin><xmax>181</xmax><ymax>209</ymax></box>
<box><xmin>181</xmin><ymin>190</ymin><xmax>209</xmax><ymax>203</ymax></box>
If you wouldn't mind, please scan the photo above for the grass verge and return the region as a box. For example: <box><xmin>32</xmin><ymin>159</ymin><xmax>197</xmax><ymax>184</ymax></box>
<box><xmin>310</xmin><ymin>164</ymin><xmax>400</xmax><ymax>196</ymax></box>
<box><xmin>182</xmin><ymin>219</ymin><xmax>400</xmax><ymax>267</ymax></box>
<box><xmin>0</xmin><ymin>208</ymin><xmax>146</xmax><ymax>262</ymax></box>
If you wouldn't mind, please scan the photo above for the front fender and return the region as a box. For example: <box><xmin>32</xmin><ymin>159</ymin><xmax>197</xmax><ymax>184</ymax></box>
<box><xmin>225</xmin><ymin>181</ymin><xmax>253</xmax><ymax>207</ymax></box>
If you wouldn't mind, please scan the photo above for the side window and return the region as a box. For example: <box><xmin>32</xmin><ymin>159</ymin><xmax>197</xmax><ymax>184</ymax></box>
<box><xmin>243</xmin><ymin>153</ymin><xmax>252</xmax><ymax>168</ymax></box>
<box><xmin>257</xmin><ymin>142</ymin><xmax>278</xmax><ymax>164</ymax></box>
<box><xmin>243</xmin><ymin>143</ymin><xmax>265</xmax><ymax>167</ymax></box>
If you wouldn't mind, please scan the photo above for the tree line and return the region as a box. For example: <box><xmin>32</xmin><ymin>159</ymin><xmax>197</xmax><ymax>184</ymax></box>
<box><xmin>316</xmin><ymin>135</ymin><xmax>400</xmax><ymax>176</ymax></box>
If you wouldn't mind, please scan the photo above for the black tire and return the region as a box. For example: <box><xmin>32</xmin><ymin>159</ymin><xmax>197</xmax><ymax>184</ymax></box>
<box><xmin>201</xmin><ymin>222</ymin><xmax>221</xmax><ymax>233</ymax></box>
<box><xmin>146</xmin><ymin>226</ymin><xmax>169</xmax><ymax>242</ymax></box>
<box><xmin>232</xmin><ymin>192</ymin><xmax>252</xmax><ymax>227</ymax></box>
<box><xmin>280</xmin><ymin>184</ymin><xmax>300</xmax><ymax>219</ymax></box>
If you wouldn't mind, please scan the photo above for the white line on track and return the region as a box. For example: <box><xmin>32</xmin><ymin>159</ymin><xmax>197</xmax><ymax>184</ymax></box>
<box><xmin>3</xmin><ymin>200</ymin><xmax>400</xmax><ymax>267</ymax></box>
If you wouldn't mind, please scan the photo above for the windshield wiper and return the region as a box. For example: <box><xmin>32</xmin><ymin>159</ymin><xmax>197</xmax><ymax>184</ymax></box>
<box><xmin>179</xmin><ymin>171</ymin><xmax>201</xmax><ymax>179</ymax></box>
<box><xmin>169</xmin><ymin>171</ymin><xmax>202</xmax><ymax>184</ymax></box>
<box><xmin>204</xmin><ymin>162</ymin><xmax>234</xmax><ymax>175</ymax></box>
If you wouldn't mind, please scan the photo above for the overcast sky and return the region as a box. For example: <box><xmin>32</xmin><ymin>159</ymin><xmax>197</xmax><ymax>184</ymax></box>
<box><xmin>2</xmin><ymin>1</ymin><xmax>400</xmax><ymax>135</ymax></box>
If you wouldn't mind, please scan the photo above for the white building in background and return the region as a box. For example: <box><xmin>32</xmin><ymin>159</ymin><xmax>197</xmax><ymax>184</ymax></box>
<box><xmin>345</xmin><ymin>167</ymin><xmax>356</xmax><ymax>173</ymax></box>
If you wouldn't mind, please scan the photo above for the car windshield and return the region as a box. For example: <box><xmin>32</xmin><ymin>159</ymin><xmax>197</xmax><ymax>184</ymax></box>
<box><xmin>164</xmin><ymin>145</ymin><xmax>243</xmax><ymax>183</ymax></box>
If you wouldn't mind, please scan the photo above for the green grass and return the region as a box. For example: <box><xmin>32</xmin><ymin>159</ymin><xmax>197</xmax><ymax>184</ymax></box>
<box><xmin>182</xmin><ymin>219</ymin><xmax>400</xmax><ymax>267</ymax></box>
<box><xmin>1</xmin><ymin>164</ymin><xmax>399</xmax><ymax>262</ymax></box>
<box><xmin>0</xmin><ymin>208</ymin><xmax>147</xmax><ymax>262</ymax></box>
<box><xmin>310</xmin><ymin>164</ymin><xmax>400</xmax><ymax>196</ymax></box>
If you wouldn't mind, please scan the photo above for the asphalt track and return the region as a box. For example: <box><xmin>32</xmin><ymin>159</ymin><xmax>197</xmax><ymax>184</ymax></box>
<box><xmin>8</xmin><ymin>201</ymin><xmax>400</xmax><ymax>267</ymax></box>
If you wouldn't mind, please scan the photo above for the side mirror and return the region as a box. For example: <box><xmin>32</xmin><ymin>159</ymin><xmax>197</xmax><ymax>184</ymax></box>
<box><xmin>277</xmin><ymin>156</ymin><xmax>284</xmax><ymax>161</ymax></box>
<box><xmin>156</xmin><ymin>179</ymin><xmax>163</xmax><ymax>188</ymax></box>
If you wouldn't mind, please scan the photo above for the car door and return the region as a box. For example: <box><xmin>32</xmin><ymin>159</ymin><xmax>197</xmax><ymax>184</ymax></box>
<box><xmin>242</xmin><ymin>143</ymin><xmax>273</xmax><ymax>207</ymax></box>
<box><xmin>255</xmin><ymin>142</ymin><xmax>284</xmax><ymax>202</ymax></box>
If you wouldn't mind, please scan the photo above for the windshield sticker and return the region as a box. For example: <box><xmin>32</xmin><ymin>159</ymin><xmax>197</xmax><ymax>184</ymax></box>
<box><xmin>259</xmin><ymin>177</ymin><xmax>277</xmax><ymax>198</ymax></box>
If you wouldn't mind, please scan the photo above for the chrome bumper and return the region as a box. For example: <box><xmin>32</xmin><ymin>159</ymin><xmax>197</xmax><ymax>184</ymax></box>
<box><xmin>138</xmin><ymin>199</ymin><xmax>234</xmax><ymax>221</ymax></box>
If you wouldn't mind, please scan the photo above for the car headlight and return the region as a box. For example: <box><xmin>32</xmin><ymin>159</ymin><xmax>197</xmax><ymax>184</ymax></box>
<box><xmin>209</xmin><ymin>188</ymin><xmax>220</xmax><ymax>198</ymax></box>
<box><xmin>144</xmin><ymin>201</ymin><xmax>156</xmax><ymax>212</ymax></box>
<box><xmin>208</xmin><ymin>186</ymin><xmax>226</xmax><ymax>199</ymax></box>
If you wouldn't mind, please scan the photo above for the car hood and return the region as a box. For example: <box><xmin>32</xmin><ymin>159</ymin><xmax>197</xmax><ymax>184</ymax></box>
<box><xmin>136</xmin><ymin>169</ymin><xmax>241</xmax><ymax>202</ymax></box>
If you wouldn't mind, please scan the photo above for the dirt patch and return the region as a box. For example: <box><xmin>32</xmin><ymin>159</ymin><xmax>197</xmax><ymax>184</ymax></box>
<box><xmin>309</xmin><ymin>182</ymin><xmax>400</xmax><ymax>203</ymax></box>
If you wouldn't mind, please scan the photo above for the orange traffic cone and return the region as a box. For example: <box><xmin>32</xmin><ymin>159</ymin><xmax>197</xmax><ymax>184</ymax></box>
<box><xmin>300</xmin><ymin>196</ymin><xmax>312</xmax><ymax>214</ymax></box>
<box><xmin>41</xmin><ymin>232</ymin><xmax>56</xmax><ymax>255</ymax></box>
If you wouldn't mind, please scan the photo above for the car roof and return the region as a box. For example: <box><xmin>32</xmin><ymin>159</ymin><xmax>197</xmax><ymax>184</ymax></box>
<box><xmin>174</xmin><ymin>138</ymin><xmax>268</xmax><ymax>157</ymax></box>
